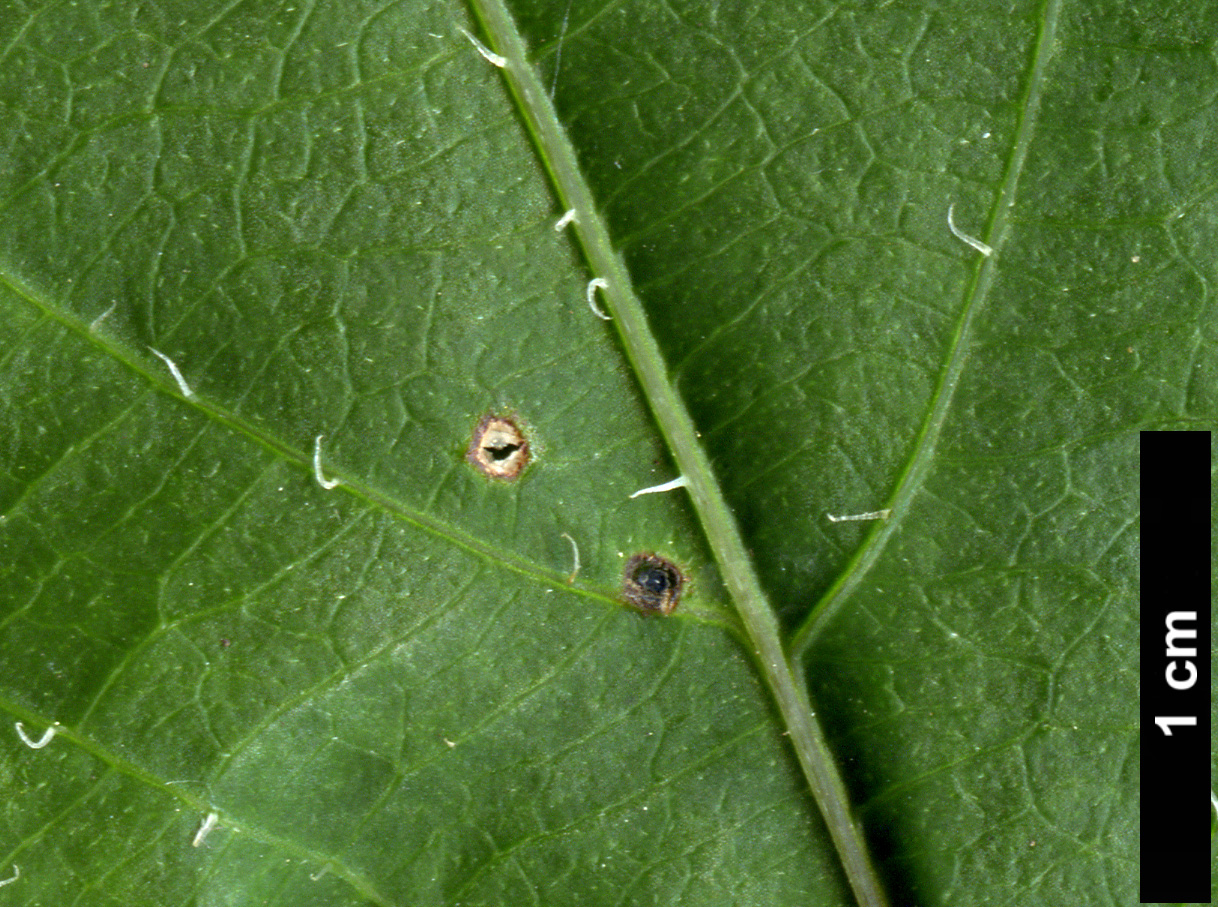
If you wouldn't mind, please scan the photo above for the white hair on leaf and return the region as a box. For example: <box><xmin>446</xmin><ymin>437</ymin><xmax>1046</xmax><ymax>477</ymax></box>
<box><xmin>561</xmin><ymin>532</ymin><xmax>581</xmax><ymax>583</ymax></box>
<box><xmin>149</xmin><ymin>348</ymin><xmax>196</xmax><ymax>398</ymax></box>
<box><xmin>826</xmin><ymin>509</ymin><xmax>891</xmax><ymax>523</ymax></box>
<box><xmin>459</xmin><ymin>27</ymin><xmax>506</xmax><ymax>68</ymax></box>
<box><xmin>586</xmin><ymin>278</ymin><xmax>611</xmax><ymax>320</ymax></box>
<box><xmin>192</xmin><ymin>812</ymin><xmax>219</xmax><ymax>847</ymax></box>
<box><xmin>89</xmin><ymin>302</ymin><xmax>117</xmax><ymax>332</ymax></box>
<box><xmin>947</xmin><ymin>203</ymin><xmax>993</xmax><ymax>257</ymax></box>
<box><xmin>629</xmin><ymin>476</ymin><xmax>689</xmax><ymax>499</ymax></box>
<box><xmin>15</xmin><ymin>721</ymin><xmax>56</xmax><ymax>749</ymax></box>
<box><xmin>312</xmin><ymin>435</ymin><xmax>342</xmax><ymax>490</ymax></box>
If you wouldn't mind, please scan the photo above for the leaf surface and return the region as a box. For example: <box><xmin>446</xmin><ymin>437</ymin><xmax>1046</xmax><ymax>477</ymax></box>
<box><xmin>0</xmin><ymin>1</ymin><xmax>1213</xmax><ymax>905</ymax></box>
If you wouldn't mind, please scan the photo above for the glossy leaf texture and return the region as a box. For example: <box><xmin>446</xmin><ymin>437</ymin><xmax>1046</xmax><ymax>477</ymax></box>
<box><xmin>0</xmin><ymin>1</ymin><xmax>1213</xmax><ymax>906</ymax></box>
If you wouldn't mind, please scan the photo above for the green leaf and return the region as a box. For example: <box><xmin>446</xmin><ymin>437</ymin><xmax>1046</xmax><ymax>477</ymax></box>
<box><xmin>0</xmin><ymin>1</ymin><xmax>1213</xmax><ymax>905</ymax></box>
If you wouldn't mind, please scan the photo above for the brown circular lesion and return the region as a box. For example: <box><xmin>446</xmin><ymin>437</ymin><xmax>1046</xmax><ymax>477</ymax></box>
<box><xmin>622</xmin><ymin>553</ymin><xmax>685</xmax><ymax>615</ymax></box>
<box><xmin>467</xmin><ymin>414</ymin><xmax>530</xmax><ymax>481</ymax></box>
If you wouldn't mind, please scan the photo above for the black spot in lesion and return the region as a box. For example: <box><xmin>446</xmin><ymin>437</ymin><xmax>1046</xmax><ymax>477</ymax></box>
<box><xmin>483</xmin><ymin>441</ymin><xmax>522</xmax><ymax>462</ymax></box>
<box><xmin>636</xmin><ymin>564</ymin><xmax>673</xmax><ymax>594</ymax></box>
<box><xmin>622</xmin><ymin>553</ymin><xmax>685</xmax><ymax>615</ymax></box>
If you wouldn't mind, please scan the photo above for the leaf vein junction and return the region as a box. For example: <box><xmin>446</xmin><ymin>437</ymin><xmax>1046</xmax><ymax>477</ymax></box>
<box><xmin>792</xmin><ymin>0</ymin><xmax>1065</xmax><ymax>655</ymax></box>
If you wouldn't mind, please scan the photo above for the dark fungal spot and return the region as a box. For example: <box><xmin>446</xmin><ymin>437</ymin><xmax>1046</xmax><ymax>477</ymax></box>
<box><xmin>484</xmin><ymin>441</ymin><xmax>521</xmax><ymax>462</ymax></box>
<box><xmin>467</xmin><ymin>414</ymin><xmax>530</xmax><ymax>481</ymax></box>
<box><xmin>638</xmin><ymin>568</ymin><xmax>669</xmax><ymax>594</ymax></box>
<box><xmin>622</xmin><ymin>553</ymin><xmax>685</xmax><ymax>615</ymax></box>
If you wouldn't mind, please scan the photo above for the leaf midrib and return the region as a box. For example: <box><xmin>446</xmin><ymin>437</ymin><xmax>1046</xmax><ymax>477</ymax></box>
<box><xmin>462</xmin><ymin>2</ymin><xmax>893</xmax><ymax>904</ymax></box>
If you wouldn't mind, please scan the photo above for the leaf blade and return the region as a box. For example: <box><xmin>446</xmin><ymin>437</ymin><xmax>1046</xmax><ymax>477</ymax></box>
<box><xmin>0</xmin><ymin>1</ymin><xmax>843</xmax><ymax>904</ymax></box>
